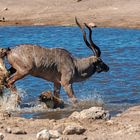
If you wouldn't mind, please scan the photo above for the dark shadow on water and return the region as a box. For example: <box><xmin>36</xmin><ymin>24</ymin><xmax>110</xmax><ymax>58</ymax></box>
<box><xmin>20</xmin><ymin>110</ymin><xmax>74</xmax><ymax>120</ymax></box>
<box><xmin>16</xmin><ymin>99</ymin><xmax>104</xmax><ymax>119</ymax></box>
<box><xmin>14</xmin><ymin>100</ymin><xmax>137</xmax><ymax>120</ymax></box>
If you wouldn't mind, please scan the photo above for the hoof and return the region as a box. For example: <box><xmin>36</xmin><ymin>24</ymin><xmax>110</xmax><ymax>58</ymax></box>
<box><xmin>70</xmin><ymin>98</ymin><xmax>78</xmax><ymax>105</ymax></box>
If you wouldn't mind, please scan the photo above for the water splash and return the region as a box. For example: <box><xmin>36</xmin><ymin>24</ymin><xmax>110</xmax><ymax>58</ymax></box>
<box><xmin>0</xmin><ymin>88</ymin><xmax>47</xmax><ymax>118</ymax></box>
<box><xmin>75</xmin><ymin>89</ymin><xmax>104</xmax><ymax>107</ymax></box>
<box><xmin>0</xmin><ymin>87</ymin><xmax>26</xmax><ymax>111</ymax></box>
<box><xmin>0</xmin><ymin>86</ymin><xmax>105</xmax><ymax>119</ymax></box>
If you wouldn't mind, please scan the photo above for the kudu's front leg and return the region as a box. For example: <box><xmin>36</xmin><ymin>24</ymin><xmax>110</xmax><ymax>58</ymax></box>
<box><xmin>61</xmin><ymin>70</ymin><xmax>77</xmax><ymax>103</ymax></box>
<box><xmin>61</xmin><ymin>82</ymin><xmax>77</xmax><ymax>103</ymax></box>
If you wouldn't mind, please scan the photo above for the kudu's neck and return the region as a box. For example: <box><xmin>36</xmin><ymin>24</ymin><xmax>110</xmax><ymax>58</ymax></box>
<box><xmin>73</xmin><ymin>56</ymin><xmax>97</xmax><ymax>82</ymax></box>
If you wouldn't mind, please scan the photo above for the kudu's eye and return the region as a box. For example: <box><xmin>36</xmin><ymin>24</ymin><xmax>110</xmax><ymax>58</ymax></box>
<box><xmin>97</xmin><ymin>57</ymin><xmax>102</xmax><ymax>61</ymax></box>
<box><xmin>96</xmin><ymin>58</ymin><xmax>102</xmax><ymax>64</ymax></box>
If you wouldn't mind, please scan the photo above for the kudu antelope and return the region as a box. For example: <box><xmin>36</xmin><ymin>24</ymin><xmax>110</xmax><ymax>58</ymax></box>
<box><xmin>0</xmin><ymin>18</ymin><xmax>109</xmax><ymax>103</ymax></box>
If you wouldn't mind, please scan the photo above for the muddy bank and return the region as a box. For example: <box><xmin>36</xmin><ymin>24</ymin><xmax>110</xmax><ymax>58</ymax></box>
<box><xmin>0</xmin><ymin>105</ymin><xmax>140</xmax><ymax>140</ymax></box>
<box><xmin>0</xmin><ymin>0</ymin><xmax>140</xmax><ymax>28</ymax></box>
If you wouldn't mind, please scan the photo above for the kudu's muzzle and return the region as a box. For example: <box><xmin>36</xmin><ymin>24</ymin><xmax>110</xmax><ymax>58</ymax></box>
<box><xmin>104</xmin><ymin>64</ymin><xmax>109</xmax><ymax>72</ymax></box>
<box><xmin>96</xmin><ymin>61</ymin><xmax>109</xmax><ymax>73</ymax></box>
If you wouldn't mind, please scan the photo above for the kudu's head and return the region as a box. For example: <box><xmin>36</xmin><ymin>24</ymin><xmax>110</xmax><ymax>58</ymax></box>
<box><xmin>0</xmin><ymin>48</ymin><xmax>10</xmax><ymax>58</ymax></box>
<box><xmin>75</xmin><ymin>18</ymin><xmax>109</xmax><ymax>73</ymax></box>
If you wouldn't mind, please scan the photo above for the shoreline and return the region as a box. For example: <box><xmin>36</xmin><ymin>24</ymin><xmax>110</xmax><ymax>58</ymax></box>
<box><xmin>0</xmin><ymin>105</ymin><xmax>140</xmax><ymax>140</ymax></box>
<box><xmin>0</xmin><ymin>20</ymin><xmax>140</xmax><ymax>29</ymax></box>
<box><xmin>0</xmin><ymin>0</ymin><xmax>139</xmax><ymax>29</ymax></box>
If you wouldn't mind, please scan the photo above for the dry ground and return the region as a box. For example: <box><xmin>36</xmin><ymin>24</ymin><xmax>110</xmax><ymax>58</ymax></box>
<box><xmin>0</xmin><ymin>0</ymin><xmax>140</xmax><ymax>28</ymax></box>
<box><xmin>0</xmin><ymin>106</ymin><xmax>140</xmax><ymax>140</ymax></box>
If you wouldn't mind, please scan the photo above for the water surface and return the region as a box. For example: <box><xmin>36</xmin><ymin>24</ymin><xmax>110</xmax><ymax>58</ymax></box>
<box><xmin>0</xmin><ymin>26</ymin><xmax>139</xmax><ymax>118</ymax></box>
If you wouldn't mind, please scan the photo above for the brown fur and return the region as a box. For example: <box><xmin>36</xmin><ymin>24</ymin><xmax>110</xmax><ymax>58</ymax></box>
<box><xmin>0</xmin><ymin>19</ymin><xmax>109</xmax><ymax>103</ymax></box>
<box><xmin>0</xmin><ymin>58</ymin><xmax>9</xmax><ymax>95</ymax></box>
<box><xmin>39</xmin><ymin>91</ymin><xmax>64</xmax><ymax>108</ymax></box>
<box><xmin>0</xmin><ymin>58</ymin><xmax>20</xmax><ymax>104</ymax></box>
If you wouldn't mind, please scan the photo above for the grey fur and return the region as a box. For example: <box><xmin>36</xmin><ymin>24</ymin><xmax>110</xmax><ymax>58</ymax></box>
<box><xmin>0</xmin><ymin>21</ymin><xmax>109</xmax><ymax>103</ymax></box>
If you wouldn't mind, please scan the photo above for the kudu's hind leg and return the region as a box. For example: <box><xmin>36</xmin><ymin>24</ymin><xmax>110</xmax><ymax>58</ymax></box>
<box><xmin>7</xmin><ymin>71</ymin><xmax>28</xmax><ymax>88</ymax></box>
<box><xmin>6</xmin><ymin>69</ymin><xmax>26</xmax><ymax>104</ymax></box>
<box><xmin>54</xmin><ymin>82</ymin><xmax>61</xmax><ymax>98</ymax></box>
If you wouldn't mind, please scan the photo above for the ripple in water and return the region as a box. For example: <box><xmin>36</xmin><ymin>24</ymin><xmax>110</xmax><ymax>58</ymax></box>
<box><xmin>0</xmin><ymin>26</ymin><xmax>139</xmax><ymax>118</ymax></box>
<box><xmin>0</xmin><ymin>87</ymin><xmax>104</xmax><ymax>119</ymax></box>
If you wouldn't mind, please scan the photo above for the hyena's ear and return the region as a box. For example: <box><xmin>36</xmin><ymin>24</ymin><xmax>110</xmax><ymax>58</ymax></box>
<box><xmin>2</xmin><ymin>47</ymin><xmax>10</xmax><ymax>53</ymax></box>
<box><xmin>5</xmin><ymin>47</ymin><xmax>11</xmax><ymax>55</ymax></box>
<box><xmin>0</xmin><ymin>47</ymin><xmax>11</xmax><ymax>58</ymax></box>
